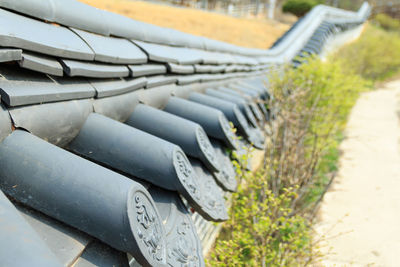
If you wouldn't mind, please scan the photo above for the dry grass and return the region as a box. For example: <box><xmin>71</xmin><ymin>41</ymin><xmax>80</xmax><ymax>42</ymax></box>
<box><xmin>79</xmin><ymin>0</ymin><xmax>291</xmax><ymax>49</ymax></box>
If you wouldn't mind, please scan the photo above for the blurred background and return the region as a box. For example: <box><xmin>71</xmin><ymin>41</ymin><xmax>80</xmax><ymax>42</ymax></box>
<box><xmin>81</xmin><ymin>0</ymin><xmax>399</xmax><ymax>19</ymax></box>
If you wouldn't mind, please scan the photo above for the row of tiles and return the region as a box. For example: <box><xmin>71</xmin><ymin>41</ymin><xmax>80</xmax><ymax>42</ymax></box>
<box><xmin>0</xmin><ymin>7</ymin><xmax>270</xmax><ymax>68</ymax></box>
<box><xmin>0</xmin><ymin>76</ymin><xmax>269</xmax><ymax>267</ymax></box>
<box><xmin>0</xmin><ymin>0</ymin><xmax>366</xmax><ymax>57</ymax></box>
<box><xmin>0</xmin><ymin>48</ymin><xmax>270</xmax><ymax>79</ymax></box>
<box><xmin>294</xmin><ymin>20</ymin><xmax>364</xmax><ymax>65</ymax></box>
<box><xmin>0</xmin><ymin>5</ymin><xmax>362</xmax><ymax>111</ymax></box>
<box><xmin>0</xmin><ymin>62</ymin><xmax>269</xmax><ymax>107</ymax></box>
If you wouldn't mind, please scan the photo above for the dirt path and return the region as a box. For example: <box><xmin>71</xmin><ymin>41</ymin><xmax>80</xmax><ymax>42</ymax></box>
<box><xmin>316</xmin><ymin>80</ymin><xmax>400</xmax><ymax>266</ymax></box>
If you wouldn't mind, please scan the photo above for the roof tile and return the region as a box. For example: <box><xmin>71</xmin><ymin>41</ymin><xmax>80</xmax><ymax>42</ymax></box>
<box><xmin>19</xmin><ymin>51</ymin><xmax>63</xmax><ymax>76</ymax></box>
<box><xmin>129</xmin><ymin>64</ymin><xmax>167</xmax><ymax>77</ymax></box>
<box><xmin>60</xmin><ymin>59</ymin><xmax>129</xmax><ymax>78</ymax></box>
<box><xmin>0</xmin><ymin>190</ymin><xmax>62</xmax><ymax>267</ymax></box>
<box><xmin>0</xmin><ymin>65</ymin><xmax>95</xmax><ymax>107</ymax></box>
<box><xmin>0</xmin><ymin>8</ymin><xmax>94</xmax><ymax>60</ymax></box>
<box><xmin>89</xmin><ymin>77</ymin><xmax>146</xmax><ymax>98</ymax></box>
<box><xmin>0</xmin><ymin>48</ymin><xmax>22</xmax><ymax>62</ymax></box>
<box><xmin>71</xmin><ymin>28</ymin><xmax>147</xmax><ymax>64</ymax></box>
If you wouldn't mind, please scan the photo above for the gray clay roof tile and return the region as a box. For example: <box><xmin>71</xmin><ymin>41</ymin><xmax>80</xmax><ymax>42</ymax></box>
<box><xmin>0</xmin><ymin>48</ymin><xmax>22</xmax><ymax>62</ymax></box>
<box><xmin>129</xmin><ymin>64</ymin><xmax>167</xmax><ymax>77</ymax></box>
<box><xmin>60</xmin><ymin>59</ymin><xmax>130</xmax><ymax>78</ymax></box>
<box><xmin>89</xmin><ymin>77</ymin><xmax>147</xmax><ymax>98</ymax></box>
<box><xmin>71</xmin><ymin>28</ymin><xmax>148</xmax><ymax>64</ymax></box>
<box><xmin>0</xmin><ymin>8</ymin><xmax>94</xmax><ymax>60</ymax></box>
<box><xmin>0</xmin><ymin>65</ymin><xmax>95</xmax><ymax>106</ymax></box>
<box><xmin>18</xmin><ymin>51</ymin><xmax>64</xmax><ymax>76</ymax></box>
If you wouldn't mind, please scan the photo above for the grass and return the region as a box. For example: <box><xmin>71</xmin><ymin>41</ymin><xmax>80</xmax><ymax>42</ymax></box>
<box><xmin>78</xmin><ymin>0</ymin><xmax>291</xmax><ymax>49</ymax></box>
<box><xmin>335</xmin><ymin>23</ymin><xmax>400</xmax><ymax>81</ymax></box>
<box><xmin>373</xmin><ymin>13</ymin><xmax>400</xmax><ymax>32</ymax></box>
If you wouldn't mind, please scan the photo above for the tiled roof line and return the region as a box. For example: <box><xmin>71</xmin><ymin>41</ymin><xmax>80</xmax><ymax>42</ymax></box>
<box><xmin>0</xmin><ymin>1</ymin><xmax>370</xmax><ymax>58</ymax></box>
<box><xmin>0</xmin><ymin>76</ymin><xmax>261</xmax><ymax>146</ymax></box>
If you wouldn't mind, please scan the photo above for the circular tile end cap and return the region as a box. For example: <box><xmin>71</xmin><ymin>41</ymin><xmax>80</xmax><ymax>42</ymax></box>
<box><xmin>127</xmin><ymin>185</ymin><xmax>168</xmax><ymax>267</ymax></box>
<box><xmin>214</xmin><ymin>168</ymin><xmax>238</xmax><ymax>192</ymax></box>
<box><xmin>167</xmin><ymin>216</ymin><xmax>204</xmax><ymax>266</ymax></box>
<box><xmin>172</xmin><ymin>147</ymin><xmax>202</xmax><ymax>205</ymax></box>
<box><xmin>172</xmin><ymin>147</ymin><xmax>220</xmax><ymax>221</ymax></box>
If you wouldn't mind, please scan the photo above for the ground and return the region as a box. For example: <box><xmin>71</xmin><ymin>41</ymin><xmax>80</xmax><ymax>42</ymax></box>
<box><xmin>316</xmin><ymin>79</ymin><xmax>400</xmax><ymax>266</ymax></box>
<box><xmin>78</xmin><ymin>0</ymin><xmax>291</xmax><ymax>49</ymax></box>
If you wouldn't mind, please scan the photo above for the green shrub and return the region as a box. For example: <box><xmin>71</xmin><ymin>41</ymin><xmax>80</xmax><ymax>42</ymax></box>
<box><xmin>373</xmin><ymin>13</ymin><xmax>400</xmax><ymax>31</ymax></box>
<box><xmin>335</xmin><ymin>24</ymin><xmax>400</xmax><ymax>80</ymax></box>
<box><xmin>209</xmin><ymin>58</ymin><xmax>370</xmax><ymax>266</ymax></box>
<box><xmin>282</xmin><ymin>0</ymin><xmax>321</xmax><ymax>17</ymax></box>
<box><xmin>268</xmin><ymin>58</ymin><xmax>370</xmax><ymax>210</ymax></box>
